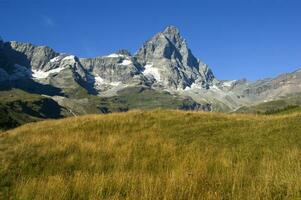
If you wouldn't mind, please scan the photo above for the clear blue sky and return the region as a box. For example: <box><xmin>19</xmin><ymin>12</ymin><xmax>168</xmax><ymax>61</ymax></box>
<box><xmin>1</xmin><ymin>0</ymin><xmax>301</xmax><ymax>80</ymax></box>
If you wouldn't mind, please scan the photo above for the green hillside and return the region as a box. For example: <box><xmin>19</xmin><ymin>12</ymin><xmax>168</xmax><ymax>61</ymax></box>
<box><xmin>235</xmin><ymin>93</ymin><xmax>301</xmax><ymax>115</ymax></box>
<box><xmin>0</xmin><ymin>89</ymin><xmax>69</xmax><ymax>131</ymax></box>
<box><xmin>1</xmin><ymin>110</ymin><xmax>301</xmax><ymax>199</ymax></box>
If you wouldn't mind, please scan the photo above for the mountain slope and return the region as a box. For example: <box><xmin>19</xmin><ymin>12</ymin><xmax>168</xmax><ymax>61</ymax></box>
<box><xmin>0</xmin><ymin>89</ymin><xmax>69</xmax><ymax>130</ymax></box>
<box><xmin>234</xmin><ymin>92</ymin><xmax>301</xmax><ymax>114</ymax></box>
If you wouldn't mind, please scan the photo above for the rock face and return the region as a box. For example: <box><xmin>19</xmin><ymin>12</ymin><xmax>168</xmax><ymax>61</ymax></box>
<box><xmin>80</xmin><ymin>51</ymin><xmax>142</xmax><ymax>91</ymax></box>
<box><xmin>0</xmin><ymin>42</ymin><xmax>88</xmax><ymax>96</ymax></box>
<box><xmin>0</xmin><ymin>41</ymin><xmax>58</xmax><ymax>78</ymax></box>
<box><xmin>135</xmin><ymin>26</ymin><xmax>216</xmax><ymax>89</ymax></box>
<box><xmin>230</xmin><ymin>69</ymin><xmax>301</xmax><ymax>103</ymax></box>
<box><xmin>7</xmin><ymin>41</ymin><xmax>59</xmax><ymax>71</ymax></box>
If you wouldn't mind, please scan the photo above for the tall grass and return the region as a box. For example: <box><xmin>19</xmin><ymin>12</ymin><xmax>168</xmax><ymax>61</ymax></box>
<box><xmin>1</xmin><ymin>110</ymin><xmax>301</xmax><ymax>199</ymax></box>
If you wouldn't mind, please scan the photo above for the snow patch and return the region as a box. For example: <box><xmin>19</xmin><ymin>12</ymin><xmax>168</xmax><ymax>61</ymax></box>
<box><xmin>110</xmin><ymin>81</ymin><xmax>122</xmax><ymax>86</ymax></box>
<box><xmin>32</xmin><ymin>66</ymin><xmax>66</xmax><ymax>79</ymax></box>
<box><xmin>183</xmin><ymin>83</ymin><xmax>203</xmax><ymax>91</ymax></box>
<box><xmin>222</xmin><ymin>80</ymin><xmax>236</xmax><ymax>87</ymax></box>
<box><xmin>142</xmin><ymin>63</ymin><xmax>162</xmax><ymax>82</ymax></box>
<box><xmin>119</xmin><ymin>59</ymin><xmax>132</xmax><ymax>66</ymax></box>
<box><xmin>93</xmin><ymin>75</ymin><xmax>122</xmax><ymax>88</ymax></box>
<box><xmin>49</xmin><ymin>55</ymin><xmax>76</xmax><ymax>63</ymax></box>
<box><xmin>106</xmin><ymin>54</ymin><xmax>125</xmax><ymax>58</ymax></box>
<box><xmin>210</xmin><ymin>85</ymin><xmax>221</xmax><ymax>91</ymax></box>
<box><xmin>94</xmin><ymin>76</ymin><xmax>105</xmax><ymax>85</ymax></box>
<box><xmin>50</xmin><ymin>56</ymin><xmax>61</xmax><ymax>63</ymax></box>
<box><xmin>62</xmin><ymin>55</ymin><xmax>75</xmax><ymax>61</ymax></box>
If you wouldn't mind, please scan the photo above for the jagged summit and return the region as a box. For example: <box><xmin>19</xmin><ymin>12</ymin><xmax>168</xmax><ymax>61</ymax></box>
<box><xmin>115</xmin><ymin>49</ymin><xmax>132</xmax><ymax>57</ymax></box>
<box><xmin>162</xmin><ymin>25</ymin><xmax>180</xmax><ymax>37</ymax></box>
<box><xmin>161</xmin><ymin>25</ymin><xmax>183</xmax><ymax>45</ymax></box>
<box><xmin>134</xmin><ymin>26</ymin><xmax>216</xmax><ymax>89</ymax></box>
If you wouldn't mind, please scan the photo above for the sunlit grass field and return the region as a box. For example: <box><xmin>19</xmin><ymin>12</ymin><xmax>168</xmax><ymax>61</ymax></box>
<box><xmin>1</xmin><ymin>110</ymin><xmax>301</xmax><ymax>199</ymax></box>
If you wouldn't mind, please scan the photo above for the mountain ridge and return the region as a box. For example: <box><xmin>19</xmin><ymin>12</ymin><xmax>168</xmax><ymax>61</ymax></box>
<box><xmin>1</xmin><ymin>25</ymin><xmax>301</xmax><ymax>120</ymax></box>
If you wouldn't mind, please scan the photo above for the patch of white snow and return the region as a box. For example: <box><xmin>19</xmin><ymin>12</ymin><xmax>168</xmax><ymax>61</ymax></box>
<box><xmin>184</xmin><ymin>83</ymin><xmax>202</xmax><ymax>91</ymax></box>
<box><xmin>106</xmin><ymin>54</ymin><xmax>125</xmax><ymax>58</ymax></box>
<box><xmin>222</xmin><ymin>80</ymin><xmax>236</xmax><ymax>87</ymax></box>
<box><xmin>32</xmin><ymin>66</ymin><xmax>66</xmax><ymax>79</ymax></box>
<box><xmin>62</xmin><ymin>55</ymin><xmax>75</xmax><ymax>61</ymax></box>
<box><xmin>94</xmin><ymin>76</ymin><xmax>105</xmax><ymax>86</ymax></box>
<box><xmin>50</xmin><ymin>56</ymin><xmax>61</xmax><ymax>63</ymax></box>
<box><xmin>93</xmin><ymin>75</ymin><xmax>121</xmax><ymax>88</ymax></box>
<box><xmin>119</xmin><ymin>59</ymin><xmax>132</xmax><ymax>66</ymax></box>
<box><xmin>142</xmin><ymin>63</ymin><xmax>161</xmax><ymax>82</ymax></box>
<box><xmin>110</xmin><ymin>81</ymin><xmax>122</xmax><ymax>86</ymax></box>
<box><xmin>210</xmin><ymin>85</ymin><xmax>221</xmax><ymax>91</ymax></box>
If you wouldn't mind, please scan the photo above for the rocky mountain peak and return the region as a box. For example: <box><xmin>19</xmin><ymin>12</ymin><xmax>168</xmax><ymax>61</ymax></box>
<box><xmin>162</xmin><ymin>25</ymin><xmax>180</xmax><ymax>37</ymax></box>
<box><xmin>134</xmin><ymin>26</ymin><xmax>216</xmax><ymax>89</ymax></box>
<box><xmin>161</xmin><ymin>25</ymin><xmax>184</xmax><ymax>46</ymax></box>
<box><xmin>135</xmin><ymin>26</ymin><xmax>189</xmax><ymax>63</ymax></box>
<box><xmin>163</xmin><ymin>25</ymin><xmax>180</xmax><ymax>34</ymax></box>
<box><xmin>115</xmin><ymin>49</ymin><xmax>132</xmax><ymax>57</ymax></box>
<box><xmin>5</xmin><ymin>41</ymin><xmax>59</xmax><ymax>71</ymax></box>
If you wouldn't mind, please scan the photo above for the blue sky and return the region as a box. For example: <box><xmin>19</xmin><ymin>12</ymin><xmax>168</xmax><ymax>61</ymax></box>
<box><xmin>0</xmin><ymin>0</ymin><xmax>301</xmax><ymax>80</ymax></box>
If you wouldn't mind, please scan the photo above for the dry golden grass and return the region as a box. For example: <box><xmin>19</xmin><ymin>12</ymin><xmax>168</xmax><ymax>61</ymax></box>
<box><xmin>1</xmin><ymin>110</ymin><xmax>301</xmax><ymax>199</ymax></box>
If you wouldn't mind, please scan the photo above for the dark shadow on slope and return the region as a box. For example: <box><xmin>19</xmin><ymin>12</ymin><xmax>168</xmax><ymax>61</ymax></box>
<box><xmin>0</xmin><ymin>79</ymin><xmax>64</xmax><ymax>96</ymax></box>
<box><xmin>21</xmin><ymin>98</ymin><xmax>64</xmax><ymax>119</ymax></box>
<box><xmin>76</xmin><ymin>73</ymin><xmax>99</xmax><ymax>95</ymax></box>
<box><xmin>0</xmin><ymin>97</ymin><xmax>66</xmax><ymax>131</ymax></box>
<box><xmin>1</xmin><ymin>42</ymin><xmax>31</xmax><ymax>72</ymax></box>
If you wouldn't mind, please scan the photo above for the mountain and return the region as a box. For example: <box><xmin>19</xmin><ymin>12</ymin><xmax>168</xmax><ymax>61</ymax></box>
<box><xmin>0</xmin><ymin>26</ymin><xmax>216</xmax><ymax>92</ymax></box>
<box><xmin>135</xmin><ymin>26</ymin><xmax>216</xmax><ymax>90</ymax></box>
<box><xmin>1</xmin><ymin>26</ymin><xmax>301</xmax><ymax>129</ymax></box>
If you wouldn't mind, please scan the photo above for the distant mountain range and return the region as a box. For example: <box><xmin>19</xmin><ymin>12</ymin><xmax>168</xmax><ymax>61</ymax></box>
<box><xmin>1</xmin><ymin>26</ymin><xmax>301</xmax><ymax>128</ymax></box>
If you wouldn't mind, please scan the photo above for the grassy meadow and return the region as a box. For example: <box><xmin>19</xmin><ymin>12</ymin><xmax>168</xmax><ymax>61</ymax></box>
<box><xmin>0</xmin><ymin>110</ymin><xmax>301</xmax><ymax>199</ymax></box>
